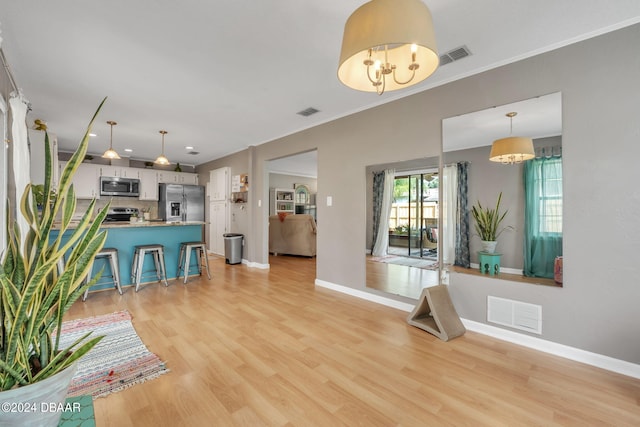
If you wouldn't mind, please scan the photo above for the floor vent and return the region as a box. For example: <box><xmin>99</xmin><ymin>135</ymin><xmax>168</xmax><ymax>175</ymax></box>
<box><xmin>439</xmin><ymin>45</ymin><xmax>472</xmax><ymax>66</ymax></box>
<box><xmin>487</xmin><ymin>296</ymin><xmax>542</xmax><ymax>334</ymax></box>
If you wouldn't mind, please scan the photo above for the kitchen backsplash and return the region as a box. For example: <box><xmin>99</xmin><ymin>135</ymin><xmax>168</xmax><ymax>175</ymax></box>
<box><xmin>74</xmin><ymin>197</ymin><xmax>158</xmax><ymax>220</ymax></box>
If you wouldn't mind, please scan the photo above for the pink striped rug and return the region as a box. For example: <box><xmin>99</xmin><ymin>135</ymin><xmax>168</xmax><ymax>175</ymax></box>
<box><xmin>56</xmin><ymin>310</ymin><xmax>169</xmax><ymax>399</ymax></box>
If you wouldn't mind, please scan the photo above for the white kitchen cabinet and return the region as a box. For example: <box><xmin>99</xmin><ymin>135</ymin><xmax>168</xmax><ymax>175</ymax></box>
<box><xmin>60</xmin><ymin>162</ymin><xmax>101</xmax><ymax>199</ymax></box>
<box><xmin>178</xmin><ymin>172</ymin><xmax>198</xmax><ymax>185</ymax></box>
<box><xmin>158</xmin><ymin>170</ymin><xmax>198</xmax><ymax>184</ymax></box>
<box><xmin>29</xmin><ymin>129</ymin><xmax>59</xmax><ymax>188</ymax></box>
<box><xmin>99</xmin><ymin>165</ymin><xmax>138</xmax><ymax>178</ymax></box>
<box><xmin>98</xmin><ymin>165</ymin><xmax>119</xmax><ymax>177</ymax></box>
<box><xmin>209</xmin><ymin>167</ymin><xmax>229</xmax><ymax>201</ymax></box>
<box><xmin>209</xmin><ymin>201</ymin><xmax>229</xmax><ymax>255</ymax></box>
<box><xmin>157</xmin><ymin>171</ymin><xmax>178</xmax><ymax>183</ymax></box>
<box><xmin>119</xmin><ymin>167</ymin><xmax>139</xmax><ymax>178</ymax></box>
<box><xmin>138</xmin><ymin>169</ymin><xmax>158</xmax><ymax>200</ymax></box>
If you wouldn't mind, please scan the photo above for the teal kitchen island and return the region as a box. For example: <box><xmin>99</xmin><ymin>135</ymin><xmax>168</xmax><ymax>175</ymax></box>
<box><xmin>51</xmin><ymin>221</ymin><xmax>205</xmax><ymax>292</ymax></box>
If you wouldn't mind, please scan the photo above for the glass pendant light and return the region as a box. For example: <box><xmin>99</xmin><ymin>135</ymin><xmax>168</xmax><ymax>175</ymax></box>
<box><xmin>102</xmin><ymin>120</ymin><xmax>121</xmax><ymax>160</ymax></box>
<box><xmin>154</xmin><ymin>130</ymin><xmax>170</xmax><ymax>165</ymax></box>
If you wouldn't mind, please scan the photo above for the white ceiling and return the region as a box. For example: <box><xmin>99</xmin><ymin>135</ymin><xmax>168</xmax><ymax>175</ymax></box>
<box><xmin>1</xmin><ymin>1</ymin><xmax>639</xmax><ymax>166</ymax></box>
<box><xmin>268</xmin><ymin>150</ymin><xmax>318</xmax><ymax>178</ymax></box>
<box><xmin>443</xmin><ymin>92</ymin><xmax>562</xmax><ymax>152</ymax></box>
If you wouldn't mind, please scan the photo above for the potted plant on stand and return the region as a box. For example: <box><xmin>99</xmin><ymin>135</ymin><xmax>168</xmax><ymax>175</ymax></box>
<box><xmin>471</xmin><ymin>191</ymin><xmax>512</xmax><ymax>253</ymax></box>
<box><xmin>0</xmin><ymin>100</ymin><xmax>110</xmax><ymax>426</ymax></box>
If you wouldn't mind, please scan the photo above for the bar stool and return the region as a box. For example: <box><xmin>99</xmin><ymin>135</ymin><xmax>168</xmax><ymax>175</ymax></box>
<box><xmin>177</xmin><ymin>241</ymin><xmax>211</xmax><ymax>284</ymax></box>
<box><xmin>82</xmin><ymin>247</ymin><xmax>123</xmax><ymax>301</ymax></box>
<box><xmin>131</xmin><ymin>244</ymin><xmax>169</xmax><ymax>291</ymax></box>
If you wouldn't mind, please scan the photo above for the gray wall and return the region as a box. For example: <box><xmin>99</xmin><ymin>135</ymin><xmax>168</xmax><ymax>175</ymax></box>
<box><xmin>200</xmin><ymin>24</ymin><xmax>640</xmax><ymax>364</ymax></box>
<box><xmin>444</xmin><ymin>136</ymin><xmax>562</xmax><ymax>269</ymax></box>
<box><xmin>268</xmin><ymin>173</ymin><xmax>317</xmax><ymax>195</ymax></box>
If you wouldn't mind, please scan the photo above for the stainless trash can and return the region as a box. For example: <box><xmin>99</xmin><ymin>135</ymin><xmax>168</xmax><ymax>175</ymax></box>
<box><xmin>223</xmin><ymin>233</ymin><xmax>243</xmax><ymax>264</ymax></box>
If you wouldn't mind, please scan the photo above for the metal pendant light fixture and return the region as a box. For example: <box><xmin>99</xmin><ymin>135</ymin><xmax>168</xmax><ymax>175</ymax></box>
<box><xmin>489</xmin><ymin>112</ymin><xmax>535</xmax><ymax>164</ymax></box>
<box><xmin>338</xmin><ymin>0</ymin><xmax>439</xmax><ymax>95</ymax></box>
<box><xmin>102</xmin><ymin>120</ymin><xmax>121</xmax><ymax>160</ymax></box>
<box><xmin>154</xmin><ymin>130</ymin><xmax>170</xmax><ymax>165</ymax></box>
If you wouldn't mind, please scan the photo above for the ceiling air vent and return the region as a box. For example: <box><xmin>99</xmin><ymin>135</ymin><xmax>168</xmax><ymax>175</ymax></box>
<box><xmin>439</xmin><ymin>45</ymin><xmax>472</xmax><ymax>66</ymax></box>
<box><xmin>188</xmin><ymin>151</ymin><xmax>200</xmax><ymax>155</ymax></box>
<box><xmin>297</xmin><ymin>107</ymin><xmax>320</xmax><ymax>117</ymax></box>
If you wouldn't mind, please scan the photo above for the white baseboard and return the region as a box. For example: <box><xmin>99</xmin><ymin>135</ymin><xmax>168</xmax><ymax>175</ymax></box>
<box><xmin>462</xmin><ymin>319</ymin><xmax>640</xmax><ymax>379</ymax></box>
<box><xmin>243</xmin><ymin>259</ymin><xmax>270</xmax><ymax>269</ymax></box>
<box><xmin>314</xmin><ymin>279</ymin><xmax>640</xmax><ymax>380</ymax></box>
<box><xmin>314</xmin><ymin>279</ymin><xmax>416</xmax><ymax>312</ymax></box>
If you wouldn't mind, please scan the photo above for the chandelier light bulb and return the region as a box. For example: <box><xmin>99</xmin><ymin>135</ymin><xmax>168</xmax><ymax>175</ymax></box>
<box><xmin>338</xmin><ymin>0</ymin><xmax>439</xmax><ymax>95</ymax></box>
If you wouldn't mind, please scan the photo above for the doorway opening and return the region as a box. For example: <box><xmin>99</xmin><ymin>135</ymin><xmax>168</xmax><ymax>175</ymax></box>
<box><xmin>266</xmin><ymin>150</ymin><xmax>318</xmax><ymax>265</ymax></box>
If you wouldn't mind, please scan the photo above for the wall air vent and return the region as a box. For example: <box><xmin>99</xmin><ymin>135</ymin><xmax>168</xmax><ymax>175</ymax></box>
<box><xmin>297</xmin><ymin>107</ymin><xmax>320</xmax><ymax>117</ymax></box>
<box><xmin>439</xmin><ymin>45</ymin><xmax>472</xmax><ymax>66</ymax></box>
<box><xmin>487</xmin><ymin>296</ymin><xmax>542</xmax><ymax>334</ymax></box>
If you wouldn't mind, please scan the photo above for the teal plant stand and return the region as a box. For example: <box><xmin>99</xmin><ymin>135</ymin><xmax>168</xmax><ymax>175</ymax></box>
<box><xmin>478</xmin><ymin>251</ymin><xmax>502</xmax><ymax>276</ymax></box>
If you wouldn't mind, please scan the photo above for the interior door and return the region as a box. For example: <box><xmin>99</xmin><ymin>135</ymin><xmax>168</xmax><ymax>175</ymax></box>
<box><xmin>209</xmin><ymin>201</ymin><xmax>227</xmax><ymax>255</ymax></box>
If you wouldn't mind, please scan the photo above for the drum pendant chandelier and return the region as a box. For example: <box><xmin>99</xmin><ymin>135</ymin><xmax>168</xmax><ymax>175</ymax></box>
<box><xmin>338</xmin><ymin>0</ymin><xmax>439</xmax><ymax>95</ymax></box>
<box><xmin>489</xmin><ymin>112</ymin><xmax>535</xmax><ymax>164</ymax></box>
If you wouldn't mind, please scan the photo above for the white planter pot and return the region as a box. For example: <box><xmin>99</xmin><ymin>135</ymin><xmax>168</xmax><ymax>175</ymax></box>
<box><xmin>0</xmin><ymin>362</ymin><xmax>77</xmax><ymax>427</ymax></box>
<box><xmin>480</xmin><ymin>240</ymin><xmax>498</xmax><ymax>253</ymax></box>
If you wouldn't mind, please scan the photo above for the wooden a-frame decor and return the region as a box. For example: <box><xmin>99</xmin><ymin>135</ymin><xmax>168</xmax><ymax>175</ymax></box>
<box><xmin>407</xmin><ymin>285</ymin><xmax>466</xmax><ymax>341</ymax></box>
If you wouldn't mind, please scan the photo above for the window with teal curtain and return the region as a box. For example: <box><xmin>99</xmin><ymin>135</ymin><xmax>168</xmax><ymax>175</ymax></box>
<box><xmin>523</xmin><ymin>156</ymin><xmax>563</xmax><ymax>278</ymax></box>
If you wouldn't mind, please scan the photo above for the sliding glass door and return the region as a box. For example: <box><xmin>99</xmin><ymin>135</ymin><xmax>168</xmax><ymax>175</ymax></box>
<box><xmin>389</xmin><ymin>170</ymin><xmax>438</xmax><ymax>259</ymax></box>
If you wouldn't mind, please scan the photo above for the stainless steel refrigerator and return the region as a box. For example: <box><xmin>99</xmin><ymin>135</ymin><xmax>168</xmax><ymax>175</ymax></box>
<box><xmin>158</xmin><ymin>184</ymin><xmax>205</xmax><ymax>222</ymax></box>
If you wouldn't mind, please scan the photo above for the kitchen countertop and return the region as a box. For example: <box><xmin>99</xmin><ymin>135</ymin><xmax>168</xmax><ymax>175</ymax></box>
<box><xmin>101</xmin><ymin>221</ymin><xmax>206</xmax><ymax>228</ymax></box>
<box><xmin>54</xmin><ymin>220</ymin><xmax>206</xmax><ymax>229</ymax></box>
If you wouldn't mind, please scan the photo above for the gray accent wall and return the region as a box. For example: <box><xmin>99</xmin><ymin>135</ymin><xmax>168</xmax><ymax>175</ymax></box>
<box><xmin>206</xmin><ymin>24</ymin><xmax>640</xmax><ymax>364</ymax></box>
<box><xmin>444</xmin><ymin>136</ymin><xmax>562</xmax><ymax>269</ymax></box>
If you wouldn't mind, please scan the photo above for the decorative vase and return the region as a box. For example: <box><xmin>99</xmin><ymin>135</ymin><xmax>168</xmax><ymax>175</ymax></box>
<box><xmin>0</xmin><ymin>362</ymin><xmax>78</xmax><ymax>427</ymax></box>
<box><xmin>480</xmin><ymin>240</ymin><xmax>497</xmax><ymax>253</ymax></box>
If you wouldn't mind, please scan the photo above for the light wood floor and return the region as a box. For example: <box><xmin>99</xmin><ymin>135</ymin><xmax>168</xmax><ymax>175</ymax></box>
<box><xmin>366</xmin><ymin>256</ymin><xmax>439</xmax><ymax>299</ymax></box>
<box><xmin>67</xmin><ymin>255</ymin><xmax>640</xmax><ymax>426</ymax></box>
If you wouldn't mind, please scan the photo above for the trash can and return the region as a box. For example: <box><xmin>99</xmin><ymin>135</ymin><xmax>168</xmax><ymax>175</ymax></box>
<box><xmin>223</xmin><ymin>233</ymin><xmax>244</xmax><ymax>265</ymax></box>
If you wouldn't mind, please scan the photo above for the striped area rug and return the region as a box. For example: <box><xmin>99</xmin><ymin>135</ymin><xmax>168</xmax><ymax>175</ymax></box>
<box><xmin>56</xmin><ymin>310</ymin><xmax>169</xmax><ymax>399</ymax></box>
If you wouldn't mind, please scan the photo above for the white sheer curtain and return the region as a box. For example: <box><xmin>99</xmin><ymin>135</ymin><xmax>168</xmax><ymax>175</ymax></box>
<box><xmin>372</xmin><ymin>168</ymin><xmax>395</xmax><ymax>257</ymax></box>
<box><xmin>441</xmin><ymin>164</ymin><xmax>458</xmax><ymax>265</ymax></box>
<box><xmin>10</xmin><ymin>91</ymin><xmax>30</xmax><ymax>248</ymax></box>
<box><xmin>0</xmin><ymin>94</ymin><xmax>7</xmax><ymax>254</ymax></box>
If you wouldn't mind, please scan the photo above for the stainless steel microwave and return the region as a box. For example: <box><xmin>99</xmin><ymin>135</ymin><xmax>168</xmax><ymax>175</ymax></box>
<box><xmin>99</xmin><ymin>176</ymin><xmax>140</xmax><ymax>197</ymax></box>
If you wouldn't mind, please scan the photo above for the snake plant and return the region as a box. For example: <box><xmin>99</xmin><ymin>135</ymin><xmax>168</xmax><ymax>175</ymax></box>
<box><xmin>0</xmin><ymin>99</ymin><xmax>110</xmax><ymax>391</ymax></box>
<box><xmin>471</xmin><ymin>192</ymin><xmax>511</xmax><ymax>241</ymax></box>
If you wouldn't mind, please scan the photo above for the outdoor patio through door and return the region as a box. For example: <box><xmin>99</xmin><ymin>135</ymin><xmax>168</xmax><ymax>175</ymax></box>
<box><xmin>388</xmin><ymin>171</ymin><xmax>438</xmax><ymax>259</ymax></box>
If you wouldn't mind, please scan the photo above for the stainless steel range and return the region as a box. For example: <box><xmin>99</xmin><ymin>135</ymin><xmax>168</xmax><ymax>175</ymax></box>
<box><xmin>104</xmin><ymin>207</ymin><xmax>139</xmax><ymax>222</ymax></box>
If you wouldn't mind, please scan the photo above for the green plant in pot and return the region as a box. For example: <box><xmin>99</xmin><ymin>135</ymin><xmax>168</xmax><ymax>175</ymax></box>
<box><xmin>0</xmin><ymin>99</ymin><xmax>110</xmax><ymax>426</ymax></box>
<box><xmin>471</xmin><ymin>191</ymin><xmax>512</xmax><ymax>253</ymax></box>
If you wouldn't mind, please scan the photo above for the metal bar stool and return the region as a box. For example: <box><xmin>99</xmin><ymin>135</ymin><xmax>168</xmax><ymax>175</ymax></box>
<box><xmin>131</xmin><ymin>244</ymin><xmax>169</xmax><ymax>291</ymax></box>
<box><xmin>82</xmin><ymin>247</ymin><xmax>123</xmax><ymax>301</ymax></box>
<box><xmin>177</xmin><ymin>241</ymin><xmax>211</xmax><ymax>284</ymax></box>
